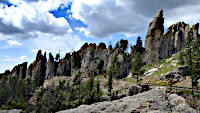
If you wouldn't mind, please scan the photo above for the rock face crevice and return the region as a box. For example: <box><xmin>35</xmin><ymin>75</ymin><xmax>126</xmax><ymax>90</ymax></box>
<box><xmin>145</xmin><ymin>9</ymin><xmax>199</xmax><ymax>63</ymax></box>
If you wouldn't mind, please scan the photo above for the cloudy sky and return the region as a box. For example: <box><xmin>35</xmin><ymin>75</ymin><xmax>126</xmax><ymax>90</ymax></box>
<box><xmin>0</xmin><ymin>0</ymin><xmax>200</xmax><ymax>73</ymax></box>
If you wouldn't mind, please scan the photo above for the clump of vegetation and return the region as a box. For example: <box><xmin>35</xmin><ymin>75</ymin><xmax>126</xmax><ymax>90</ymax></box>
<box><xmin>179</xmin><ymin>30</ymin><xmax>200</xmax><ymax>95</ymax></box>
<box><xmin>0</xmin><ymin>76</ymin><xmax>36</xmax><ymax>112</ymax></box>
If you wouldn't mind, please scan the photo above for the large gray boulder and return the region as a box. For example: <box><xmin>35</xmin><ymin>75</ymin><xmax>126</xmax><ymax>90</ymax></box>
<box><xmin>0</xmin><ymin>109</ymin><xmax>25</xmax><ymax>113</ymax></box>
<box><xmin>126</xmin><ymin>85</ymin><xmax>142</xmax><ymax>96</ymax></box>
<box><xmin>57</xmin><ymin>89</ymin><xmax>196</xmax><ymax>113</ymax></box>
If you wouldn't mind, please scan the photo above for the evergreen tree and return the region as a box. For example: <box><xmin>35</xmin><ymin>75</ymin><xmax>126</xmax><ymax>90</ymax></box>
<box><xmin>132</xmin><ymin>52</ymin><xmax>143</xmax><ymax>84</ymax></box>
<box><xmin>86</xmin><ymin>73</ymin><xmax>95</xmax><ymax>103</ymax></box>
<box><xmin>119</xmin><ymin>39</ymin><xmax>128</xmax><ymax>53</ymax></box>
<box><xmin>72</xmin><ymin>70</ymin><xmax>82</xmax><ymax>102</ymax></box>
<box><xmin>178</xmin><ymin>51</ymin><xmax>184</xmax><ymax>65</ymax></box>
<box><xmin>183</xmin><ymin>30</ymin><xmax>200</xmax><ymax>94</ymax></box>
<box><xmin>55</xmin><ymin>53</ymin><xmax>60</xmax><ymax>61</ymax></box>
<box><xmin>0</xmin><ymin>77</ymin><xmax>9</xmax><ymax>106</ymax></box>
<box><xmin>114</xmin><ymin>41</ymin><xmax>120</xmax><ymax>51</ymax></box>
<box><xmin>135</xmin><ymin>36</ymin><xmax>144</xmax><ymax>53</ymax></box>
<box><xmin>112</xmin><ymin>54</ymin><xmax>119</xmax><ymax>78</ymax></box>
<box><xmin>107</xmin><ymin>67</ymin><xmax>113</xmax><ymax>95</ymax></box>
<box><xmin>96</xmin><ymin>59</ymin><xmax>104</xmax><ymax>74</ymax></box>
<box><xmin>95</xmin><ymin>79</ymin><xmax>101</xmax><ymax>101</ymax></box>
<box><xmin>87</xmin><ymin>73</ymin><xmax>94</xmax><ymax>93</ymax></box>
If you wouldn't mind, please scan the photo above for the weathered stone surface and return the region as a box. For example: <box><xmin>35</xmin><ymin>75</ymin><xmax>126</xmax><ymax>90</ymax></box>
<box><xmin>57</xmin><ymin>90</ymin><xmax>196</xmax><ymax>113</ymax></box>
<box><xmin>2</xmin><ymin>62</ymin><xmax>27</xmax><ymax>80</ymax></box>
<box><xmin>56</xmin><ymin>59</ymin><xmax>71</xmax><ymax>76</ymax></box>
<box><xmin>126</xmin><ymin>85</ymin><xmax>142</xmax><ymax>96</ymax></box>
<box><xmin>160</xmin><ymin>22</ymin><xmax>190</xmax><ymax>58</ymax></box>
<box><xmin>25</xmin><ymin>50</ymin><xmax>46</xmax><ymax>87</ymax></box>
<box><xmin>45</xmin><ymin>53</ymin><xmax>55</xmax><ymax>80</ymax></box>
<box><xmin>145</xmin><ymin>9</ymin><xmax>199</xmax><ymax>63</ymax></box>
<box><xmin>0</xmin><ymin>109</ymin><xmax>25</xmax><ymax>113</ymax></box>
<box><xmin>145</xmin><ymin>9</ymin><xmax>164</xmax><ymax>63</ymax></box>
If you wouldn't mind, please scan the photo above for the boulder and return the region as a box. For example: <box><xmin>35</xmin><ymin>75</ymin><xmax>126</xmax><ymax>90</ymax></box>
<box><xmin>0</xmin><ymin>109</ymin><xmax>25</xmax><ymax>113</ymax></box>
<box><xmin>144</xmin><ymin>67</ymin><xmax>158</xmax><ymax>76</ymax></box>
<box><xmin>57</xmin><ymin>89</ymin><xmax>196</xmax><ymax>113</ymax></box>
<box><xmin>126</xmin><ymin>85</ymin><xmax>142</xmax><ymax>96</ymax></box>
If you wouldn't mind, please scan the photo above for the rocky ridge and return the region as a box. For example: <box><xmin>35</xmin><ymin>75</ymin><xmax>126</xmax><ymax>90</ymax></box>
<box><xmin>0</xmin><ymin>9</ymin><xmax>199</xmax><ymax>88</ymax></box>
<box><xmin>145</xmin><ymin>9</ymin><xmax>199</xmax><ymax>63</ymax></box>
<box><xmin>57</xmin><ymin>89</ymin><xmax>196</xmax><ymax>113</ymax></box>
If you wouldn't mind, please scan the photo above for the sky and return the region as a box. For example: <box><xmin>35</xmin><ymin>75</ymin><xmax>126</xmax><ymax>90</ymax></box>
<box><xmin>0</xmin><ymin>0</ymin><xmax>200</xmax><ymax>73</ymax></box>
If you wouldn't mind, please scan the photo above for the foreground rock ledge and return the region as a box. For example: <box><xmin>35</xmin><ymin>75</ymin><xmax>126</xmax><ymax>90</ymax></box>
<box><xmin>57</xmin><ymin>90</ymin><xmax>196</xmax><ymax>113</ymax></box>
<box><xmin>0</xmin><ymin>109</ymin><xmax>25</xmax><ymax>113</ymax></box>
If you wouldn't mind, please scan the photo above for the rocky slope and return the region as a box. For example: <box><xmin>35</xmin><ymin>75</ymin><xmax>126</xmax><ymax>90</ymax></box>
<box><xmin>145</xmin><ymin>9</ymin><xmax>199</xmax><ymax>63</ymax></box>
<box><xmin>57</xmin><ymin>89</ymin><xmax>196</xmax><ymax>113</ymax></box>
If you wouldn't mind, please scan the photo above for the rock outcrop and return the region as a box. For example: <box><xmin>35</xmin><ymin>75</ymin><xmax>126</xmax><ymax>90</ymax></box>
<box><xmin>145</xmin><ymin>9</ymin><xmax>164</xmax><ymax>63</ymax></box>
<box><xmin>145</xmin><ymin>9</ymin><xmax>199</xmax><ymax>63</ymax></box>
<box><xmin>57</xmin><ymin>89</ymin><xmax>196</xmax><ymax>113</ymax></box>
<box><xmin>1</xmin><ymin>62</ymin><xmax>27</xmax><ymax>80</ymax></box>
<box><xmin>0</xmin><ymin>109</ymin><xmax>25</xmax><ymax>113</ymax></box>
<box><xmin>126</xmin><ymin>85</ymin><xmax>142</xmax><ymax>96</ymax></box>
<box><xmin>45</xmin><ymin>53</ymin><xmax>55</xmax><ymax>80</ymax></box>
<box><xmin>1</xmin><ymin>9</ymin><xmax>199</xmax><ymax>89</ymax></box>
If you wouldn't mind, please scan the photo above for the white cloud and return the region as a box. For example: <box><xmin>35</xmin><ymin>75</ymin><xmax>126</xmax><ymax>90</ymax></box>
<box><xmin>164</xmin><ymin>3</ymin><xmax>200</xmax><ymax>27</ymax></box>
<box><xmin>19</xmin><ymin>55</ymin><xmax>28</xmax><ymax>60</ymax></box>
<box><xmin>71</xmin><ymin>0</ymin><xmax>200</xmax><ymax>38</ymax></box>
<box><xmin>0</xmin><ymin>55</ymin><xmax>28</xmax><ymax>62</ymax></box>
<box><xmin>71</xmin><ymin>0</ymin><xmax>149</xmax><ymax>38</ymax></box>
<box><xmin>31</xmin><ymin>49</ymin><xmax>38</xmax><ymax>53</ymax></box>
<box><xmin>75</xmin><ymin>27</ymin><xmax>90</xmax><ymax>37</ymax></box>
<box><xmin>7</xmin><ymin>40</ymin><xmax>22</xmax><ymax>46</ymax></box>
<box><xmin>29</xmin><ymin>33</ymin><xmax>84</xmax><ymax>57</ymax></box>
<box><xmin>0</xmin><ymin>0</ymin><xmax>72</xmax><ymax>40</ymax></box>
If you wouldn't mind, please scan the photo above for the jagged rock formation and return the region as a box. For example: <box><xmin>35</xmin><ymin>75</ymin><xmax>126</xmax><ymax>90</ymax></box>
<box><xmin>0</xmin><ymin>62</ymin><xmax>27</xmax><ymax>80</ymax></box>
<box><xmin>56</xmin><ymin>53</ymin><xmax>71</xmax><ymax>76</ymax></box>
<box><xmin>145</xmin><ymin>9</ymin><xmax>164</xmax><ymax>63</ymax></box>
<box><xmin>0</xmin><ymin>9</ymin><xmax>199</xmax><ymax>87</ymax></box>
<box><xmin>145</xmin><ymin>9</ymin><xmax>199</xmax><ymax>63</ymax></box>
<box><xmin>57</xmin><ymin>89</ymin><xmax>196</xmax><ymax>113</ymax></box>
<box><xmin>45</xmin><ymin>53</ymin><xmax>55</xmax><ymax>80</ymax></box>
<box><xmin>0</xmin><ymin>41</ymin><xmax>130</xmax><ymax>86</ymax></box>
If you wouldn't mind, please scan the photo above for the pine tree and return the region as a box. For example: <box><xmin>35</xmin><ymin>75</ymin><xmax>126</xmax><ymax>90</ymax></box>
<box><xmin>183</xmin><ymin>30</ymin><xmax>200</xmax><ymax>94</ymax></box>
<box><xmin>132</xmin><ymin>52</ymin><xmax>143</xmax><ymax>84</ymax></box>
<box><xmin>72</xmin><ymin>70</ymin><xmax>82</xmax><ymax>102</ymax></box>
<box><xmin>136</xmin><ymin>37</ymin><xmax>144</xmax><ymax>53</ymax></box>
<box><xmin>112</xmin><ymin>54</ymin><xmax>119</xmax><ymax>78</ymax></box>
<box><xmin>97</xmin><ymin>59</ymin><xmax>104</xmax><ymax>74</ymax></box>
<box><xmin>86</xmin><ymin>73</ymin><xmax>95</xmax><ymax>103</ymax></box>
<box><xmin>178</xmin><ymin>51</ymin><xmax>184</xmax><ymax>65</ymax></box>
<box><xmin>136</xmin><ymin>36</ymin><xmax>144</xmax><ymax>53</ymax></box>
<box><xmin>119</xmin><ymin>39</ymin><xmax>128</xmax><ymax>53</ymax></box>
<box><xmin>55</xmin><ymin>53</ymin><xmax>60</xmax><ymax>61</ymax></box>
<box><xmin>107</xmin><ymin>67</ymin><xmax>113</xmax><ymax>95</ymax></box>
<box><xmin>95</xmin><ymin>79</ymin><xmax>101</xmax><ymax>101</ymax></box>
